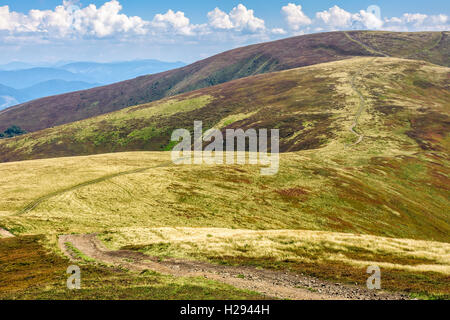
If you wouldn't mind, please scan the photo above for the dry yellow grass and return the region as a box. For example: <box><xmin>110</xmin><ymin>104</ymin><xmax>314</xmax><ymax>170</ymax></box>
<box><xmin>0</xmin><ymin>145</ymin><xmax>448</xmax><ymax>244</ymax></box>
<box><xmin>0</xmin><ymin>152</ymin><xmax>171</xmax><ymax>215</ymax></box>
<box><xmin>99</xmin><ymin>227</ymin><xmax>450</xmax><ymax>275</ymax></box>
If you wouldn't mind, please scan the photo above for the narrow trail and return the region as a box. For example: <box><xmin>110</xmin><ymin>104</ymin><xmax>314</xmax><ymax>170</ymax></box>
<box><xmin>0</xmin><ymin>227</ymin><xmax>15</xmax><ymax>238</ymax></box>
<box><xmin>343</xmin><ymin>32</ymin><xmax>382</xmax><ymax>147</ymax></box>
<box><xmin>15</xmin><ymin>161</ymin><xmax>175</xmax><ymax>216</ymax></box>
<box><xmin>59</xmin><ymin>234</ymin><xmax>408</xmax><ymax>300</ymax></box>
<box><xmin>344</xmin><ymin>32</ymin><xmax>390</xmax><ymax>57</ymax></box>
<box><xmin>346</xmin><ymin>57</ymin><xmax>377</xmax><ymax>146</ymax></box>
<box><xmin>406</xmin><ymin>31</ymin><xmax>445</xmax><ymax>59</ymax></box>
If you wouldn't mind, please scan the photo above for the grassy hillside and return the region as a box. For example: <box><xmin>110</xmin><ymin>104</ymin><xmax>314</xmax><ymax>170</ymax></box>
<box><xmin>0</xmin><ymin>147</ymin><xmax>449</xmax><ymax>295</ymax></box>
<box><xmin>0</xmin><ymin>57</ymin><xmax>448</xmax><ymax>163</ymax></box>
<box><xmin>0</xmin><ymin>56</ymin><xmax>448</xmax><ymax>298</ymax></box>
<box><xmin>0</xmin><ymin>31</ymin><xmax>448</xmax><ymax>133</ymax></box>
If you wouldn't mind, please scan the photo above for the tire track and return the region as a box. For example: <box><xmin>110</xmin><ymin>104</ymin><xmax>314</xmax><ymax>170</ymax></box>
<box><xmin>15</xmin><ymin>161</ymin><xmax>175</xmax><ymax>216</ymax></box>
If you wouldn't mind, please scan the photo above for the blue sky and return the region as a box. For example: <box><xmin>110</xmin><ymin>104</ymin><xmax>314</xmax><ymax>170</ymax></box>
<box><xmin>0</xmin><ymin>1</ymin><xmax>448</xmax><ymax>63</ymax></box>
<box><xmin>4</xmin><ymin>1</ymin><xmax>449</xmax><ymax>22</ymax></box>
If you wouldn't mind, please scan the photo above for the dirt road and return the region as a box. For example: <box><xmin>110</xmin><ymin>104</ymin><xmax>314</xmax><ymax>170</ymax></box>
<box><xmin>0</xmin><ymin>227</ymin><xmax>14</xmax><ymax>238</ymax></box>
<box><xmin>59</xmin><ymin>233</ymin><xmax>408</xmax><ymax>300</ymax></box>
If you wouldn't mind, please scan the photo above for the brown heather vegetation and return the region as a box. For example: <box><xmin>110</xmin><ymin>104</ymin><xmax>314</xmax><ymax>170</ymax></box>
<box><xmin>0</xmin><ymin>31</ymin><xmax>448</xmax><ymax>133</ymax></box>
<box><xmin>0</xmin><ymin>57</ymin><xmax>448</xmax><ymax>164</ymax></box>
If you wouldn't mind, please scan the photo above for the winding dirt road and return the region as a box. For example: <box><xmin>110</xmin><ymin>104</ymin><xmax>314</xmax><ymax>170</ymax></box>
<box><xmin>59</xmin><ymin>233</ymin><xmax>408</xmax><ymax>300</ymax></box>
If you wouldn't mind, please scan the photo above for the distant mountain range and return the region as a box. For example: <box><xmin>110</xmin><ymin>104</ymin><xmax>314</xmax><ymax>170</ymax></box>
<box><xmin>0</xmin><ymin>59</ymin><xmax>186</xmax><ymax>110</ymax></box>
<box><xmin>59</xmin><ymin>60</ymin><xmax>186</xmax><ymax>84</ymax></box>
<box><xmin>0</xmin><ymin>80</ymin><xmax>99</xmax><ymax>111</ymax></box>
<box><xmin>0</xmin><ymin>80</ymin><xmax>101</xmax><ymax>111</ymax></box>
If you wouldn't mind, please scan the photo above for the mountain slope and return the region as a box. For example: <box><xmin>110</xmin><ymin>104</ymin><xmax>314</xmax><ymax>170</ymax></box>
<box><xmin>0</xmin><ymin>31</ymin><xmax>448</xmax><ymax>133</ymax></box>
<box><xmin>0</xmin><ymin>56</ymin><xmax>448</xmax><ymax>161</ymax></box>
<box><xmin>1</xmin><ymin>57</ymin><xmax>448</xmax><ymax>298</ymax></box>
<box><xmin>0</xmin><ymin>58</ymin><xmax>449</xmax><ymax>244</ymax></box>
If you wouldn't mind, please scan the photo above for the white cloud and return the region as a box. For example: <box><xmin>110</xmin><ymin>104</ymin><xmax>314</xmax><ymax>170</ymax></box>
<box><xmin>0</xmin><ymin>6</ymin><xmax>23</xmax><ymax>32</ymax></box>
<box><xmin>207</xmin><ymin>8</ymin><xmax>233</xmax><ymax>30</ymax></box>
<box><xmin>152</xmin><ymin>9</ymin><xmax>200</xmax><ymax>36</ymax></box>
<box><xmin>315</xmin><ymin>5</ymin><xmax>352</xmax><ymax>28</ymax></box>
<box><xmin>230</xmin><ymin>4</ymin><xmax>265</xmax><ymax>32</ymax></box>
<box><xmin>384</xmin><ymin>13</ymin><xmax>449</xmax><ymax>31</ymax></box>
<box><xmin>315</xmin><ymin>6</ymin><xmax>383</xmax><ymax>30</ymax></box>
<box><xmin>1</xmin><ymin>1</ymin><xmax>448</xmax><ymax>46</ymax></box>
<box><xmin>430</xmin><ymin>14</ymin><xmax>448</xmax><ymax>25</ymax></box>
<box><xmin>72</xmin><ymin>0</ymin><xmax>148</xmax><ymax>37</ymax></box>
<box><xmin>0</xmin><ymin>1</ymin><xmax>148</xmax><ymax>38</ymax></box>
<box><xmin>207</xmin><ymin>4</ymin><xmax>265</xmax><ymax>33</ymax></box>
<box><xmin>312</xmin><ymin>5</ymin><xmax>448</xmax><ymax>33</ymax></box>
<box><xmin>271</xmin><ymin>28</ymin><xmax>287</xmax><ymax>35</ymax></box>
<box><xmin>281</xmin><ymin>3</ymin><xmax>312</xmax><ymax>31</ymax></box>
<box><xmin>352</xmin><ymin>9</ymin><xmax>384</xmax><ymax>30</ymax></box>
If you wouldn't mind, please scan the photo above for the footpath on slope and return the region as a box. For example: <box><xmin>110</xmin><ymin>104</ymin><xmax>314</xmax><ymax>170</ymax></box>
<box><xmin>347</xmin><ymin>59</ymin><xmax>374</xmax><ymax>146</ymax></box>
<box><xmin>59</xmin><ymin>233</ymin><xmax>409</xmax><ymax>300</ymax></box>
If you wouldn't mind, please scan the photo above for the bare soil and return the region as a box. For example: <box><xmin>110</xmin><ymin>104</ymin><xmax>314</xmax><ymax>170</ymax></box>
<box><xmin>0</xmin><ymin>227</ymin><xmax>14</xmax><ymax>238</ymax></box>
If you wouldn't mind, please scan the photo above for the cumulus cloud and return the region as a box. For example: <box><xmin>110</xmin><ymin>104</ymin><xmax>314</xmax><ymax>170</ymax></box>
<box><xmin>315</xmin><ymin>5</ymin><xmax>383</xmax><ymax>30</ymax></box>
<box><xmin>0</xmin><ymin>6</ymin><xmax>24</xmax><ymax>32</ymax></box>
<box><xmin>354</xmin><ymin>10</ymin><xmax>384</xmax><ymax>30</ymax></box>
<box><xmin>0</xmin><ymin>0</ymin><xmax>148</xmax><ymax>38</ymax></box>
<box><xmin>0</xmin><ymin>1</ymin><xmax>448</xmax><ymax>44</ymax></box>
<box><xmin>384</xmin><ymin>13</ymin><xmax>449</xmax><ymax>31</ymax></box>
<box><xmin>315</xmin><ymin>5</ymin><xmax>352</xmax><ymax>28</ymax></box>
<box><xmin>207</xmin><ymin>4</ymin><xmax>265</xmax><ymax>33</ymax></box>
<box><xmin>72</xmin><ymin>0</ymin><xmax>148</xmax><ymax>37</ymax></box>
<box><xmin>207</xmin><ymin>8</ymin><xmax>233</xmax><ymax>29</ymax></box>
<box><xmin>152</xmin><ymin>9</ymin><xmax>202</xmax><ymax>36</ymax></box>
<box><xmin>0</xmin><ymin>1</ymin><xmax>266</xmax><ymax>40</ymax></box>
<box><xmin>271</xmin><ymin>28</ymin><xmax>287</xmax><ymax>35</ymax></box>
<box><xmin>289</xmin><ymin>4</ymin><xmax>448</xmax><ymax>33</ymax></box>
<box><xmin>281</xmin><ymin>3</ymin><xmax>312</xmax><ymax>31</ymax></box>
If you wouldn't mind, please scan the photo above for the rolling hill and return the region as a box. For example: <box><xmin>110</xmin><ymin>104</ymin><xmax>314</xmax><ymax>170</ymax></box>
<box><xmin>1</xmin><ymin>56</ymin><xmax>448</xmax><ymax>241</ymax></box>
<box><xmin>0</xmin><ymin>31</ymin><xmax>448</xmax><ymax>133</ymax></box>
<box><xmin>0</xmin><ymin>56</ymin><xmax>449</xmax><ymax>298</ymax></box>
<box><xmin>0</xmin><ymin>57</ymin><xmax>448</xmax><ymax>162</ymax></box>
